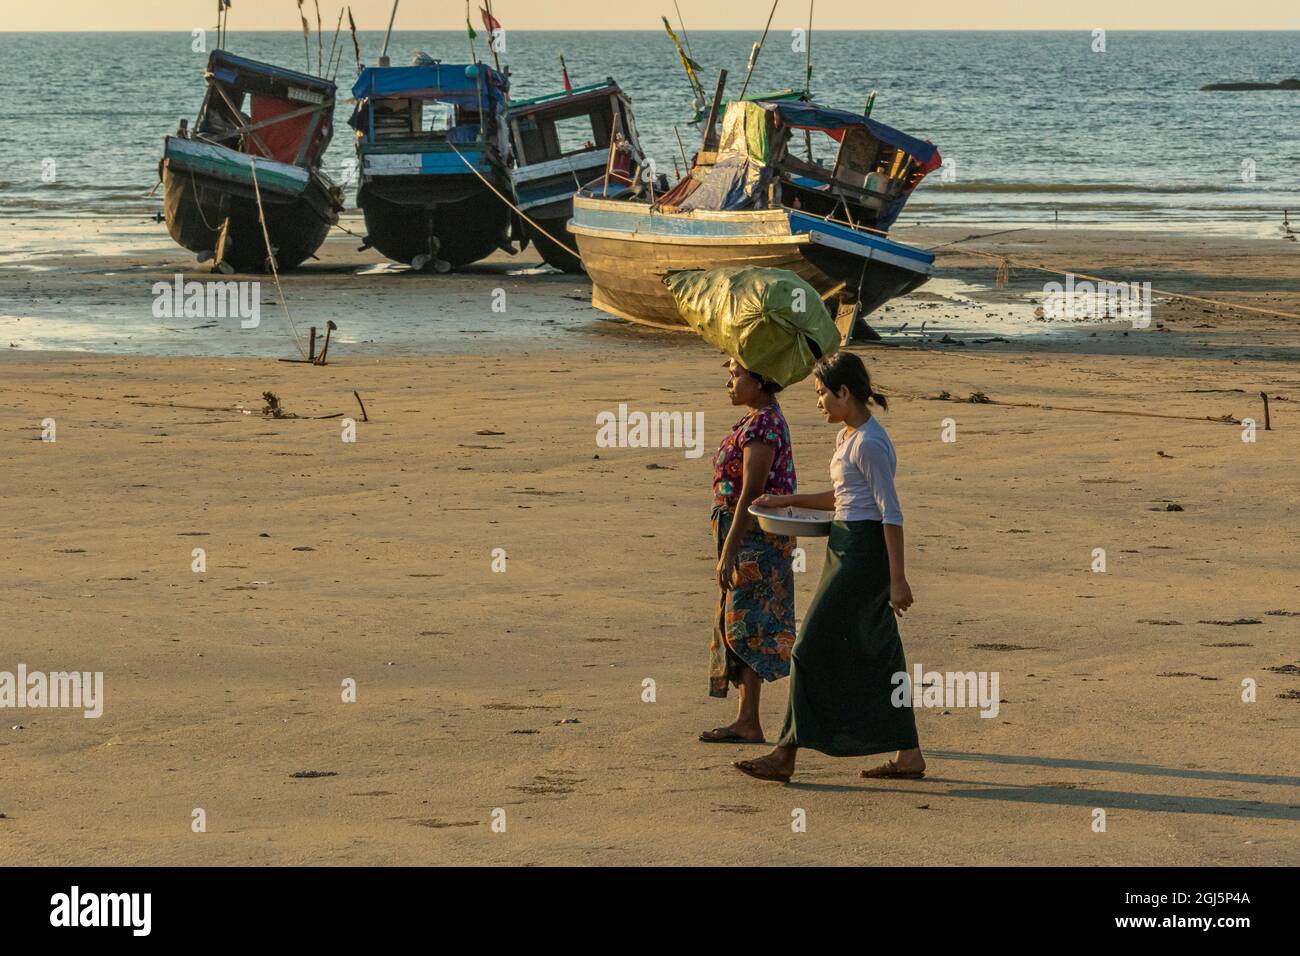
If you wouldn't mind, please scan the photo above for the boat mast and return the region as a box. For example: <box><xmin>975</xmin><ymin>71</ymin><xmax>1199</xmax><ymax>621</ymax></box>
<box><xmin>804</xmin><ymin>0</ymin><xmax>815</xmax><ymax>161</ymax></box>
<box><xmin>804</xmin><ymin>0</ymin><xmax>813</xmax><ymax>94</ymax></box>
<box><xmin>379</xmin><ymin>0</ymin><xmax>399</xmax><ymax>66</ymax></box>
<box><xmin>737</xmin><ymin>0</ymin><xmax>780</xmax><ymax>102</ymax></box>
<box><xmin>483</xmin><ymin>0</ymin><xmax>503</xmax><ymax>73</ymax></box>
<box><xmin>700</xmin><ymin>69</ymin><xmax>728</xmax><ymax>153</ymax></box>
<box><xmin>674</xmin><ymin>1</ymin><xmax>697</xmax><ymax>69</ymax></box>
<box><xmin>326</xmin><ymin>9</ymin><xmax>344</xmax><ymax>79</ymax></box>
<box><xmin>217</xmin><ymin>0</ymin><xmax>236</xmax><ymax>50</ymax></box>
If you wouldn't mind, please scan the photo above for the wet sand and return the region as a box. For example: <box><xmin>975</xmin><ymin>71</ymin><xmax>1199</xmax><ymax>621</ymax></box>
<box><xmin>0</xmin><ymin>217</ymin><xmax>1297</xmax><ymax>864</ymax></box>
<box><xmin>3</xmin><ymin>215</ymin><xmax>1298</xmax><ymax>359</ymax></box>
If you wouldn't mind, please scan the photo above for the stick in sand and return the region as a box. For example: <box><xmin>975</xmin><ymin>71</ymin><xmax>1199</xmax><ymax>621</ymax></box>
<box><xmin>353</xmin><ymin>391</ymin><xmax>369</xmax><ymax>422</ymax></box>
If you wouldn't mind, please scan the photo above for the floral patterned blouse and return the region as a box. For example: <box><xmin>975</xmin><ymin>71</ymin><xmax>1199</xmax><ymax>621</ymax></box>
<box><xmin>712</xmin><ymin>403</ymin><xmax>796</xmax><ymax>511</ymax></box>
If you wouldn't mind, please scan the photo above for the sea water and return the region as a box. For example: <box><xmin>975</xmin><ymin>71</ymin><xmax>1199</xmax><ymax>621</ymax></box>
<box><xmin>1</xmin><ymin>29</ymin><xmax>1297</xmax><ymax>226</ymax></box>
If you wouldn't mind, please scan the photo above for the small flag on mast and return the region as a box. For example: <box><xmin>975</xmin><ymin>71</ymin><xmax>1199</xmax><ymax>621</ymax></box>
<box><xmin>480</xmin><ymin>7</ymin><xmax>502</xmax><ymax>54</ymax></box>
<box><xmin>560</xmin><ymin>54</ymin><xmax>572</xmax><ymax>92</ymax></box>
<box><xmin>662</xmin><ymin>16</ymin><xmax>705</xmax><ymax>106</ymax></box>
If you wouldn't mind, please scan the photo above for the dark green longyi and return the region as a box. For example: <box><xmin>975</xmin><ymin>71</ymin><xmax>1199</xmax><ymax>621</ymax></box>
<box><xmin>777</xmin><ymin>519</ymin><xmax>920</xmax><ymax>757</ymax></box>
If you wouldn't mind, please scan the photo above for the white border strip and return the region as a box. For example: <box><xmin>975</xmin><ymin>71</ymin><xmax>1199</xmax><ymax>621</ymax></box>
<box><xmin>807</xmin><ymin>229</ymin><xmax>933</xmax><ymax>275</ymax></box>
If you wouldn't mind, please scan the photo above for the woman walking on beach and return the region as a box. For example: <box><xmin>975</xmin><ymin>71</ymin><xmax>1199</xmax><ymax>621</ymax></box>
<box><xmin>735</xmin><ymin>351</ymin><xmax>925</xmax><ymax>782</ymax></box>
<box><xmin>700</xmin><ymin>359</ymin><xmax>798</xmax><ymax>745</ymax></box>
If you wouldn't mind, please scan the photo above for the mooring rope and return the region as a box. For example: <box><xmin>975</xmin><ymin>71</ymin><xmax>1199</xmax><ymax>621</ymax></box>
<box><xmin>924</xmin><ymin>393</ymin><xmax>1246</xmax><ymax>426</ymax></box>
<box><xmin>934</xmin><ymin>243</ymin><xmax>1300</xmax><ymax>323</ymax></box>
<box><xmin>332</xmin><ymin>219</ymin><xmax>367</xmax><ymax>241</ymax></box>
<box><xmin>445</xmin><ymin>141</ymin><xmax>585</xmax><ymax>260</ymax></box>
<box><xmin>188</xmin><ymin>167</ymin><xmax>224</xmax><ymax>233</ymax></box>
<box><xmin>249</xmin><ymin>158</ymin><xmax>310</xmax><ymax>360</ymax></box>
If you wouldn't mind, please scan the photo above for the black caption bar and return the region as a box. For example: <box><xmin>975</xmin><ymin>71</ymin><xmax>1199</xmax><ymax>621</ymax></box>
<box><xmin>0</xmin><ymin>866</ymin><xmax>1281</xmax><ymax>941</ymax></box>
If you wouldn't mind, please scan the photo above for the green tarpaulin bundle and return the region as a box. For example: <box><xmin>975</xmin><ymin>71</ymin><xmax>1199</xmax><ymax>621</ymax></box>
<box><xmin>663</xmin><ymin>267</ymin><xmax>841</xmax><ymax>388</ymax></box>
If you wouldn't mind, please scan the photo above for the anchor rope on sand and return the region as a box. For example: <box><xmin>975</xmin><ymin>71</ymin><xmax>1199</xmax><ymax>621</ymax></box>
<box><xmin>331</xmin><ymin>219</ymin><xmax>367</xmax><ymax>242</ymax></box>
<box><xmin>933</xmin><ymin>242</ymin><xmax>1300</xmax><ymax>323</ymax></box>
<box><xmin>919</xmin><ymin>391</ymin><xmax>1246</xmax><ymax>427</ymax></box>
<box><xmin>445</xmin><ymin>140</ymin><xmax>585</xmax><ymax>262</ymax></box>
<box><xmin>249</xmin><ymin>158</ymin><xmax>311</xmax><ymax>361</ymax></box>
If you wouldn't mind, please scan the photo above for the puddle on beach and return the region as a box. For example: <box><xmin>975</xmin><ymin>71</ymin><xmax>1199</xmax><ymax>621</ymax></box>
<box><xmin>0</xmin><ymin>217</ymin><xmax>175</xmax><ymax>265</ymax></box>
<box><xmin>0</xmin><ymin>218</ymin><xmax>1163</xmax><ymax>356</ymax></box>
<box><xmin>871</xmin><ymin>277</ymin><xmax>1134</xmax><ymax>344</ymax></box>
<box><xmin>353</xmin><ymin>262</ymin><xmax>412</xmax><ymax>276</ymax></box>
<box><xmin>0</xmin><ymin>274</ymin><xmax>1130</xmax><ymax>357</ymax></box>
<box><xmin>0</xmin><ymin>290</ymin><xmax>597</xmax><ymax>357</ymax></box>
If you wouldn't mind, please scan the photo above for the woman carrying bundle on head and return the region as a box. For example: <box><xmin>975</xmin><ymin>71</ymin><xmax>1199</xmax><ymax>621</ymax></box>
<box><xmin>699</xmin><ymin>359</ymin><xmax>798</xmax><ymax>745</ymax></box>
<box><xmin>735</xmin><ymin>351</ymin><xmax>926</xmax><ymax>783</ymax></box>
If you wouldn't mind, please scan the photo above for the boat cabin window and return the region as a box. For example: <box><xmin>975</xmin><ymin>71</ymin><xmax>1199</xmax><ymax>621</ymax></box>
<box><xmin>832</xmin><ymin>127</ymin><xmax>883</xmax><ymax>192</ymax></box>
<box><xmin>770</xmin><ymin>126</ymin><xmax>910</xmax><ymax>225</ymax></box>
<box><xmin>421</xmin><ymin>101</ymin><xmax>458</xmax><ymax>134</ymax></box>
<box><xmin>779</xmin><ymin>128</ymin><xmax>909</xmax><ymax>199</ymax></box>
<box><xmin>515</xmin><ymin>103</ymin><xmax>614</xmax><ymax>164</ymax></box>
<box><xmin>369</xmin><ymin>97</ymin><xmax>486</xmax><ymax>143</ymax></box>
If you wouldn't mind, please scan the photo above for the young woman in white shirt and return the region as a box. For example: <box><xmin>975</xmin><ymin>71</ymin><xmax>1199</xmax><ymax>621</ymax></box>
<box><xmin>735</xmin><ymin>351</ymin><xmax>926</xmax><ymax>784</ymax></box>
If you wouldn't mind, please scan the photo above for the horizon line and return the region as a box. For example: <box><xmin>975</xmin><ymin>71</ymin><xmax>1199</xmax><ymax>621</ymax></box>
<box><xmin>4</xmin><ymin>27</ymin><xmax>1300</xmax><ymax>33</ymax></box>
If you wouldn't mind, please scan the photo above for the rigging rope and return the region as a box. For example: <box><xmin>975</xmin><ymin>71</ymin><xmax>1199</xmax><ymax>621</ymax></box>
<box><xmin>249</xmin><ymin>158</ymin><xmax>311</xmax><ymax>360</ymax></box>
<box><xmin>446</xmin><ymin>140</ymin><xmax>585</xmax><ymax>260</ymax></box>
<box><xmin>933</xmin><ymin>243</ymin><xmax>1300</xmax><ymax>323</ymax></box>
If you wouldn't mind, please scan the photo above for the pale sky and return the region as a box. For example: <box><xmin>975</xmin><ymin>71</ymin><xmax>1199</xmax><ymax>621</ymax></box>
<box><xmin>6</xmin><ymin>1</ymin><xmax>1299</xmax><ymax>32</ymax></box>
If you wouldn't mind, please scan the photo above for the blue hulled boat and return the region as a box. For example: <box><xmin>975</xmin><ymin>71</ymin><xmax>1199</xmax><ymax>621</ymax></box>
<box><xmin>569</xmin><ymin>98</ymin><xmax>941</xmax><ymax>332</ymax></box>
<box><xmin>350</xmin><ymin>58</ymin><xmax>518</xmax><ymax>270</ymax></box>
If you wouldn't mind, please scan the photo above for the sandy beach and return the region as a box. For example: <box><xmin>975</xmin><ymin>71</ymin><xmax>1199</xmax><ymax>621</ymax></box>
<box><xmin>1</xmin><ymin>218</ymin><xmax>1298</xmax><ymax>865</ymax></box>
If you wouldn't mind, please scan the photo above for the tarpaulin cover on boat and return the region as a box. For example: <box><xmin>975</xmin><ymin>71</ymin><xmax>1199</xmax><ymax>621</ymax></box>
<box><xmin>351</xmin><ymin>63</ymin><xmax>508</xmax><ymax>102</ymax></box>
<box><xmin>663</xmin><ymin>267</ymin><xmax>841</xmax><ymax>388</ymax></box>
<box><xmin>248</xmin><ymin>95</ymin><xmax>318</xmax><ymax>164</ymax></box>
<box><xmin>669</xmin><ymin>102</ymin><xmax>771</xmax><ymax>212</ymax></box>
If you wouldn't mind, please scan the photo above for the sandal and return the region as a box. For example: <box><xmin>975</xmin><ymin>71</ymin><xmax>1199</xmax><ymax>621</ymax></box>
<box><xmin>860</xmin><ymin>759</ymin><xmax>926</xmax><ymax>780</ymax></box>
<box><xmin>733</xmin><ymin>758</ymin><xmax>792</xmax><ymax>783</ymax></box>
<box><xmin>699</xmin><ymin>727</ymin><xmax>765</xmax><ymax>744</ymax></box>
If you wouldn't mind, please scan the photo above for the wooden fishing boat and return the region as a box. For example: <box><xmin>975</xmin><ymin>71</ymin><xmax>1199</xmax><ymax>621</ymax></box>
<box><xmin>570</xmin><ymin>198</ymin><xmax>934</xmax><ymax>329</ymax></box>
<box><xmin>506</xmin><ymin>79</ymin><xmax>646</xmax><ymax>272</ymax></box>
<box><xmin>159</xmin><ymin>50</ymin><xmax>342</xmax><ymax>273</ymax></box>
<box><xmin>350</xmin><ymin>58</ymin><xmax>518</xmax><ymax>270</ymax></box>
<box><xmin>568</xmin><ymin>97</ymin><xmax>941</xmax><ymax>332</ymax></box>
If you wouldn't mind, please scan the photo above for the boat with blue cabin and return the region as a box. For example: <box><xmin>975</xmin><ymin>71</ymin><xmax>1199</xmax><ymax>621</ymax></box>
<box><xmin>159</xmin><ymin>50</ymin><xmax>343</xmax><ymax>273</ymax></box>
<box><xmin>350</xmin><ymin>55</ymin><xmax>518</xmax><ymax>270</ymax></box>
<box><xmin>568</xmin><ymin>98</ymin><xmax>942</xmax><ymax>333</ymax></box>
<box><xmin>506</xmin><ymin>78</ymin><xmax>646</xmax><ymax>272</ymax></box>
